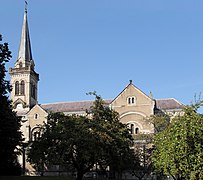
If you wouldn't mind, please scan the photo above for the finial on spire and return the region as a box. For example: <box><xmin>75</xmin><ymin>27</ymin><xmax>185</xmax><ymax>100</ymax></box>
<box><xmin>129</xmin><ymin>80</ymin><xmax>133</xmax><ymax>84</ymax></box>
<box><xmin>25</xmin><ymin>1</ymin><xmax>28</xmax><ymax>13</ymax></box>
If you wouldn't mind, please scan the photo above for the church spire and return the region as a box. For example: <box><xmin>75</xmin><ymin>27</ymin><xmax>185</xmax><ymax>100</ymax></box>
<box><xmin>10</xmin><ymin>2</ymin><xmax>39</xmax><ymax>109</ymax></box>
<box><xmin>16</xmin><ymin>1</ymin><xmax>33</xmax><ymax>67</ymax></box>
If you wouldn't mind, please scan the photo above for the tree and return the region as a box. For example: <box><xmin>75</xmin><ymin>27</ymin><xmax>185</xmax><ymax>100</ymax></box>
<box><xmin>0</xmin><ymin>34</ymin><xmax>22</xmax><ymax>175</ymax></box>
<box><xmin>131</xmin><ymin>134</ymin><xmax>154</xmax><ymax>180</ymax></box>
<box><xmin>87</xmin><ymin>93</ymin><xmax>136</xmax><ymax>179</ymax></box>
<box><xmin>148</xmin><ymin>113</ymin><xmax>170</xmax><ymax>133</ymax></box>
<box><xmin>28</xmin><ymin>94</ymin><xmax>135</xmax><ymax>180</ymax></box>
<box><xmin>28</xmin><ymin>113</ymin><xmax>97</xmax><ymax>178</ymax></box>
<box><xmin>129</xmin><ymin>112</ymin><xmax>170</xmax><ymax>180</ymax></box>
<box><xmin>152</xmin><ymin>105</ymin><xmax>203</xmax><ymax>180</ymax></box>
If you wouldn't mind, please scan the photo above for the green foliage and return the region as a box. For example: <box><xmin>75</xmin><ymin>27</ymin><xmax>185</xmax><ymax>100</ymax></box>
<box><xmin>87</xmin><ymin>93</ymin><xmax>135</xmax><ymax>171</ymax></box>
<box><xmin>28</xmin><ymin>94</ymin><xmax>135</xmax><ymax>180</ymax></box>
<box><xmin>148</xmin><ymin>114</ymin><xmax>170</xmax><ymax>133</ymax></box>
<box><xmin>132</xmin><ymin>144</ymin><xmax>154</xmax><ymax>180</ymax></box>
<box><xmin>152</xmin><ymin>105</ymin><xmax>203</xmax><ymax>180</ymax></box>
<box><xmin>0</xmin><ymin>34</ymin><xmax>22</xmax><ymax>175</ymax></box>
<box><xmin>0</xmin><ymin>34</ymin><xmax>12</xmax><ymax>95</ymax></box>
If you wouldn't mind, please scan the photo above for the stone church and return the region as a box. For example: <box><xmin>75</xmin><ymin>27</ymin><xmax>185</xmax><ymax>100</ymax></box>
<box><xmin>10</xmin><ymin>7</ymin><xmax>183</xmax><ymax>173</ymax></box>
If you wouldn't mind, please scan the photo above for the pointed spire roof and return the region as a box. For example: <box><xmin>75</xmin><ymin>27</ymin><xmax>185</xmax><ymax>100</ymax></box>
<box><xmin>17</xmin><ymin>6</ymin><xmax>33</xmax><ymax>63</ymax></box>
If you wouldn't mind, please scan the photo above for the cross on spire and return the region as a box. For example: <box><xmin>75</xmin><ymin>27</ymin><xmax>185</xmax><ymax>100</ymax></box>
<box><xmin>25</xmin><ymin>1</ymin><xmax>28</xmax><ymax>13</ymax></box>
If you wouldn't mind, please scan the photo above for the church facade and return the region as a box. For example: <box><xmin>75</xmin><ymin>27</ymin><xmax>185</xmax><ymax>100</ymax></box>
<box><xmin>10</xmin><ymin>7</ymin><xmax>184</xmax><ymax>174</ymax></box>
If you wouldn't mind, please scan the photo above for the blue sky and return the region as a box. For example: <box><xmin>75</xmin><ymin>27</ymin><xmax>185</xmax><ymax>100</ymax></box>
<box><xmin>1</xmin><ymin>0</ymin><xmax>203</xmax><ymax>105</ymax></box>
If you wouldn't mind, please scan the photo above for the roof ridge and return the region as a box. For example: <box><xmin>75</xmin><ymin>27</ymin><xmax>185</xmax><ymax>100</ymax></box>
<box><xmin>41</xmin><ymin>100</ymin><xmax>94</xmax><ymax>105</ymax></box>
<box><xmin>156</xmin><ymin>98</ymin><xmax>175</xmax><ymax>100</ymax></box>
<box><xmin>156</xmin><ymin>98</ymin><xmax>184</xmax><ymax>106</ymax></box>
<box><xmin>41</xmin><ymin>99</ymin><xmax>112</xmax><ymax>106</ymax></box>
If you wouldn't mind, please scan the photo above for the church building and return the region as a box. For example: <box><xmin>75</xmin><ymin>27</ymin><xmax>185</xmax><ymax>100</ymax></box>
<box><xmin>10</xmin><ymin>6</ymin><xmax>184</xmax><ymax>174</ymax></box>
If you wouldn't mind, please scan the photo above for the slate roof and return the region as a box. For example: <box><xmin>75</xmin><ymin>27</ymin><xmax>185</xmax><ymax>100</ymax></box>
<box><xmin>40</xmin><ymin>98</ymin><xmax>184</xmax><ymax>113</ymax></box>
<box><xmin>18</xmin><ymin>9</ymin><xmax>33</xmax><ymax>63</ymax></box>
<box><xmin>41</xmin><ymin>100</ymin><xmax>112</xmax><ymax>113</ymax></box>
<box><xmin>155</xmin><ymin>98</ymin><xmax>184</xmax><ymax>110</ymax></box>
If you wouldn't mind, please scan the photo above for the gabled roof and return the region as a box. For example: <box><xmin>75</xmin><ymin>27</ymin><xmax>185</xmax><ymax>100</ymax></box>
<box><xmin>41</xmin><ymin>100</ymin><xmax>112</xmax><ymax>113</ymax></box>
<box><xmin>155</xmin><ymin>98</ymin><xmax>184</xmax><ymax>110</ymax></box>
<box><xmin>111</xmin><ymin>80</ymin><xmax>153</xmax><ymax>103</ymax></box>
<box><xmin>39</xmin><ymin>81</ymin><xmax>184</xmax><ymax>114</ymax></box>
<box><xmin>27</xmin><ymin>104</ymin><xmax>48</xmax><ymax>115</ymax></box>
<box><xmin>40</xmin><ymin>98</ymin><xmax>184</xmax><ymax>114</ymax></box>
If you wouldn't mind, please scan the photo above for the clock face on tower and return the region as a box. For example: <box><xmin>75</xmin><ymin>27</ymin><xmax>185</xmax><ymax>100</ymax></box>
<box><xmin>16</xmin><ymin>103</ymin><xmax>23</xmax><ymax>109</ymax></box>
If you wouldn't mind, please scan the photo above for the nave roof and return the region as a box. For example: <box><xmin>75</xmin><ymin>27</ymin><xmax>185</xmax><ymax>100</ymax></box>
<box><xmin>40</xmin><ymin>98</ymin><xmax>184</xmax><ymax>114</ymax></box>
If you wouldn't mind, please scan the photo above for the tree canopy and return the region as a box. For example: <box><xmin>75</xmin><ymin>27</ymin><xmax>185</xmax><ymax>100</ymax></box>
<box><xmin>0</xmin><ymin>34</ymin><xmax>22</xmax><ymax>175</ymax></box>
<box><xmin>152</xmin><ymin>105</ymin><xmax>203</xmax><ymax>180</ymax></box>
<box><xmin>28</xmin><ymin>94</ymin><xmax>135</xmax><ymax>180</ymax></box>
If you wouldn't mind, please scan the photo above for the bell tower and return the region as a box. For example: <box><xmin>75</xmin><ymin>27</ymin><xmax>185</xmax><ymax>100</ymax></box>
<box><xmin>10</xmin><ymin>5</ymin><xmax>39</xmax><ymax>111</ymax></box>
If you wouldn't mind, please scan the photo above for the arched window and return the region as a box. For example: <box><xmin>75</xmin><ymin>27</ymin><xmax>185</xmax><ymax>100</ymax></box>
<box><xmin>135</xmin><ymin>128</ymin><xmax>139</xmax><ymax>134</ymax></box>
<box><xmin>20</xmin><ymin>80</ymin><xmax>25</xmax><ymax>95</ymax></box>
<box><xmin>130</xmin><ymin>124</ymin><xmax>134</xmax><ymax>134</ymax></box>
<box><xmin>15</xmin><ymin>81</ymin><xmax>20</xmax><ymax>95</ymax></box>
<box><xmin>31</xmin><ymin>127</ymin><xmax>41</xmax><ymax>141</ymax></box>
<box><xmin>128</xmin><ymin>123</ymin><xmax>140</xmax><ymax>135</ymax></box>
<box><xmin>34</xmin><ymin>113</ymin><xmax>39</xmax><ymax>120</ymax></box>
<box><xmin>33</xmin><ymin>131</ymin><xmax>40</xmax><ymax>141</ymax></box>
<box><xmin>128</xmin><ymin>97</ymin><xmax>131</xmax><ymax>104</ymax></box>
<box><xmin>127</xmin><ymin>96</ymin><xmax>136</xmax><ymax>105</ymax></box>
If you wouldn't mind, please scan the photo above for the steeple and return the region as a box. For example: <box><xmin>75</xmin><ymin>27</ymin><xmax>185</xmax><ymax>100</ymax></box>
<box><xmin>10</xmin><ymin>3</ymin><xmax>39</xmax><ymax>110</ymax></box>
<box><xmin>15</xmin><ymin>2</ymin><xmax>34</xmax><ymax>69</ymax></box>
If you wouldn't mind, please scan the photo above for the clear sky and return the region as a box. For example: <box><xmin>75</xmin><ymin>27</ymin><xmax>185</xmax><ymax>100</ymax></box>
<box><xmin>1</xmin><ymin>0</ymin><xmax>203</xmax><ymax>105</ymax></box>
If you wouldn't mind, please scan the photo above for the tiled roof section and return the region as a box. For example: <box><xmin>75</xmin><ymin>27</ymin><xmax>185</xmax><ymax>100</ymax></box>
<box><xmin>155</xmin><ymin>98</ymin><xmax>184</xmax><ymax>110</ymax></box>
<box><xmin>41</xmin><ymin>100</ymin><xmax>112</xmax><ymax>113</ymax></box>
<box><xmin>40</xmin><ymin>98</ymin><xmax>183</xmax><ymax>113</ymax></box>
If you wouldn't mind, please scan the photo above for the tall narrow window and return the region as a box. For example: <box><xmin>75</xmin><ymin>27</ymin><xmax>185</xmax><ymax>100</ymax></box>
<box><xmin>33</xmin><ymin>131</ymin><xmax>40</xmax><ymax>141</ymax></box>
<box><xmin>34</xmin><ymin>113</ymin><xmax>38</xmax><ymax>120</ymax></box>
<box><xmin>135</xmin><ymin>128</ymin><xmax>139</xmax><ymax>134</ymax></box>
<box><xmin>128</xmin><ymin>97</ymin><xmax>131</xmax><ymax>104</ymax></box>
<box><xmin>31</xmin><ymin>83</ymin><xmax>33</xmax><ymax>98</ymax></box>
<box><xmin>33</xmin><ymin>84</ymin><xmax>36</xmax><ymax>99</ymax></box>
<box><xmin>127</xmin><ymin>96</ymin><xmax>136</xmax><ymax>105</ymax></box>
<box><xmin>130</xmin><ymin>124</ymin><xmax>134</xmax><ymax>134</ymax></box>
<box><xmin>20</xmin><ymin>80</ymin><xmax>25</xmax><ymax>95</ymax></box>
<box><xmin>31</xmin><ymin>83</ymin><xmax>36</xmax><ymax>99</ymax></box>
<box><xmin>15</xmin><ymin>81</ymin><xmax>20</xmax><ymax>95</ymax></box>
